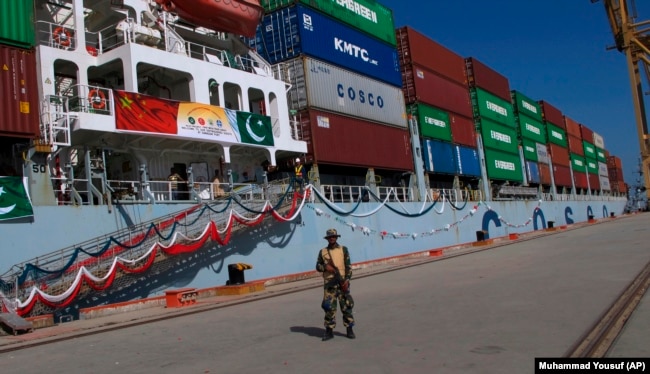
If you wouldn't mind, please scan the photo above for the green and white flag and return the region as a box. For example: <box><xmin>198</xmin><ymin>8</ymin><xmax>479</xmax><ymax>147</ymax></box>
<box><xmin>236</xmin><ymin>112</ymin><xmax>274</xmax><ymax>146</ymax></box>
<box><xmin>0</xmin><ymin>176</ymin><xmax>34</xmax><ymax>221</ymax></box>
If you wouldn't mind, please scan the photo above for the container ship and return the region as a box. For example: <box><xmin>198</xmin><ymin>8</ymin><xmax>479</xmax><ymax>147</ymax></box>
<box><xmin>0</xmin><ymin>0</ymin><xmax>627</xmax><ymax>319</ymax></box>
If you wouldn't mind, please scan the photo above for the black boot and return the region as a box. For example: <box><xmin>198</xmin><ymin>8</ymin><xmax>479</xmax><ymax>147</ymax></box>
<box><xmin>322</xmin><ymin>327</ymin><xmax>334</xmax><ymax>341</ymax></box>
<box><xmin>346</xmin><ymin>326</ymin><xmax>356</xmax><ymax>339</ymax></box>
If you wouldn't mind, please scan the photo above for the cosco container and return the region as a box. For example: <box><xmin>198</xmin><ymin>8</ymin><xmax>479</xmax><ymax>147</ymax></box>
<box><xmin>583</xmin><ymin>141</ymin><xmax>596</xmax><ymax>160</ymax></box>
<box><xmin>521</xmin><ymin>139</ymin><xmax>539</xmax><ymax>162</ymax></box>
<box><xmin>571</xmin><ymin>154</ymin><xmax>587</xmax><ymax>173</ymax></box>
<box><xmin>526</xmin><ymin>161</ymin><xmax>540</xmax><ymax>184</ymax></box>
<box><xmin>455</xmin><ymin>145</ymin><xmax>481</xmax><ymax>177</ymax></box>
<box><xmin>478</xmin><ymin>118</ymin><xmax>519</xmax><ymax>155</ymax></box>
<box><xmin>483</xmin><ymin>148</ymin><xmax>523</xmax><ymax>182</ymax></box>
<box><xmin>579</xmin><ymin>124</ymin><xmax>594</xmax><ymax>143</ymax></box>
<box><xmin>248</xmin><ymin>5</ymin><xmax>401</xmax><ymax>86</ymax></box>
<box><xmin>553</xmin><ymin>165</ymin><xmax>573</xmax><ymax>188</ymax></box>
<box><xmin>546</xmin><ymin>123</ymin><xmax>567</xmax><ymax>148</ymax></box>
<box><xmin>409</xmin><ymin>103</ymin><xmax>452</xmax><ymax>142</ymax></box>
<box><xmin>599</xmin><ymin>176</ymin><xmax>611</xmax><ymax>191</ymax></box>
<box><xmin>402</xmin><ymin>63</ymin><xmax>473</xmax><ymax>117</ymax></box>
<box><xmin>396</xmin><ymin>27</ymin><xmax>466</xmax><ymax>85</ymax></box>
<box><xmin>0</xmin><ymin>45</ymin><xmax>40</xmax><ymax>138</ymax></box>
<box><xmin>471</xmin><ymin>87</ymin><xmax>515</xmax><ymax>128</ymax></box>
<box><xmin>465</xmin><ymin>57</ymin><xmax>511</xmax><ymax>101</ymax></box>
<box><xmin>260</xmin><ymin>0</ymin><xmax>397</xmax><ymax>46</ymax></box>
<box><xmin>589</xmin><ymin>174</ymin><xmax>600</xmax><ymax>190</ymax></box>
<box><xmin>538</xmin><ymin>101</ymin><xmax>564</xmax><ymax>128</ymax></box>
<box><xmin>564</xmin><ymin>116</ymin><xmax>581</xmax><ymax>138</ymax></box>
<box><xmin>598</xmin><ymin>162</ymin><xmax>608</xmax><ymax>177</ymax></box>
<box><xmin>517</xmin><ymin>114</ymin><xmax>546</xmax><ymax>144</ymax></box>
<box><xmin>539</xmin><ymin>163</ymin><xmax>552</xmax><ymax>185</ymax></box>
<box><xmin>297</xmin><ymin>108</ymin><xmax>413</xmax><ymax>170</ymax></box>
<box><xmin>574</xmin><ymin>171</ymin><xmax>588</xmax><ymax>190</ymax></box>
<box><xmin>450</xmin><ymin>113</ymin><xmax>477</xmax><ymax>147</ymax></box>
<box><xmin>593</xmin><ymin>132</ymin><xmax>605</xmax><ymax>149</ymax></box>
<box><xmin>511</xmin><ymin>91</ymin><xmax>543</xmax><ymax>122</ymax></box>
<box><xmin>422</xmin><ymin>139</ymin><xmax>457</xmax><ymax>174</ymax></box>
<box><xmin>548</xmin><ymin>143</ymin><xmax>570</xmax><ymax>167</ymax></box>
<box><xmin>567</xmin><ymin>135</ymin><xmax>584</xmax><ymax>156</ymax></box>
<box><xmin>0</xmin><ymin>1</ymin><xmax>35</xmax><ymax>48</ymax></box>
<box><xmin>285</xmin><ymin>57</ymin><xmax>407</xmax><ymax>127</ymax></box>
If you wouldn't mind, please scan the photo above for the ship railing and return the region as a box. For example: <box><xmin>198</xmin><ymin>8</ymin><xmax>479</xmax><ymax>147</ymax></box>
<box><xmin>429</xmin><ymin>188</ymin><xmax>482</xmax><ymax>203</ymax></box>
<box><xmin>54</xmin><ymin>84</ymin><xmax>114</xmax><ymax>116</ymax></box>
<box><xmin>36</xmin><ymin>21</ymin><xmax>77</xmax><ymax>50</ymax></box>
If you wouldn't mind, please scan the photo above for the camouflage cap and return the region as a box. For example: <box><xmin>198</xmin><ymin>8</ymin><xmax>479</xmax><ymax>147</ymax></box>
<box><xmin>324</xmin><ymin>228</ymin><xmax>340</xmax><ymax>239</ymax></box>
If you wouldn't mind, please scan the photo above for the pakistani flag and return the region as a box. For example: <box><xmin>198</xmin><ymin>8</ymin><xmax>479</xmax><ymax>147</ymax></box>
<box><xmin>236</xmin><ymin>112</ymin><xmax>274</xmax><ymax>146</ymax></box>
<box><xmin>0</xmin><ymin>176</ymin><xmax>34</xmax><ymax>221</ymax></box>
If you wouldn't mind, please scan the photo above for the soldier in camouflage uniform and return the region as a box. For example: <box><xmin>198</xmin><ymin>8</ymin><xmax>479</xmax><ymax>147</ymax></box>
<box><xmin>315</xmin><ymin>228</ymin><xmax>355</xmax><ymax>341</ymax></box>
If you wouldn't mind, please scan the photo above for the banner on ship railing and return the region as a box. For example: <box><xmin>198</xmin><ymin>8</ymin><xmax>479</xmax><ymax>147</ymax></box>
<box><xmin>114</xmin><ymin>90</ymin><xmax>274</xmax><ymax>146</ymax></box>
<box><xmin>0</xmin><ymin>176</ymin><xmax>34</xmax><ymax>221</ymax></box>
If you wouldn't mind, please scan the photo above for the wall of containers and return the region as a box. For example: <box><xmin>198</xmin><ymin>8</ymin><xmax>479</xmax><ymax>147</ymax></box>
<box><xmin>248</xmin><ymin>0</ymin><xmax>414</xmax><ymax>183</ymax></box>
<box><xmin>0</xmin><ymin>1</ymin><xmax>40</xmax><ymax>175</ymax></box>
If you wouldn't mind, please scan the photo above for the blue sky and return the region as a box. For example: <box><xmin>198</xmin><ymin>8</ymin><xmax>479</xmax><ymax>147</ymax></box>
<box><xmin>379</xmin><ymin>0</ymin><xmax>647</xmax><ymax>188</ymax></box>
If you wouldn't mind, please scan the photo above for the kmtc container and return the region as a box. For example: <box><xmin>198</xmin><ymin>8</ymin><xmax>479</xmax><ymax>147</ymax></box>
<box><xmin>526</xmin><ymin>161</ymin><xmax>540</xmax><ymax>184</ymax></box>
<box><xmin>471</xmin><ymin>87</ymin><xmax>515</xmax><ymax>127</ymax></box>
<box><xmin>466</xmin><ymin>57</ymin><xmax>511</xmax><ymax>101</ymax></box>
<box><xmin>260</xmin><ymin>0</ymin><xmax>397</xmax><ymax>46</ymax></box>
<box><xmin>409</xmin><ymin>103</ymin><xmax>452</xmax><ymax>142</ymax></box>
<box><xmin>564</xmin><ymin>116</ymin><xmax>581</xmax><ymax>138</ymax></box>
<box><xmin>567</xmin><ymin>135</ymin><xmax>584</xmax><ymax>156</ymax></box>
<box><xmin>553</xmin><ymin>165</ymin><xmax>573</xmax><ymax>188</ymax></box>
<box><xmin>546</xmin><ymin>123</ymin><xmax>568</xmax><ymax>148</ymax></box>
<box><xmin>249</xmin><ymin>5</ymin><xmax>401</xmax><ymax>86</ymax></box>
<box><xmin>396</xmin><ymin>26</ymin><xmax>466</xmax><ymax>85</ymax></box>
<box><xmin>402</xmin><ymin>63</ymin><xmax>473</xmax><ymax>117</ymax></box>
<box><xmin>511</xmin><ymin>91</ymin><xmax>543</xmax><ymax>122</ymax></box>
<box><xmin>583</xmin><ymin>141</ymin><xmax>596</xmax><ymax>160</ymax></box>
<box><xmin>285</xmin><ymin>57</ymin><xmax>407</xmax><ymax>127</ymax></box>
<box><xmin>0</xmin><ymin>1</ymin><xmax>35</xmax><ymax>48</ymax></box>
<box><xmin>422</xmin><ymin>139</ymin><xmax>457</xmax><ymax>174</ymax></box>
<box><xmin>0</xmin><ymin>45</ymin><xmax>40</xmax><ymax>138</ymax></box>
<box><xmin>450</xmin><ymin>113</ymin><xmax>477</xmax><ymax>147</ymax></box>
<box><xmin>455</xmin><ymin>145</ymin><xmax>481</xmax><ymax>177</ymax></box>
<box><xmin>538</xmin><ymin>101</ymin><xmax>564</xmax><ymax>128</ymax></box>
<box><xmin>483</xmin><ymin>148</ymin><xmax>523</xmax><ymax>182</ymax></box>
<box><xmin>517</xmin><ymin>115</ymin><xmax>546</xmax><ymax>144</ymax></box>
<box><xmin>298</xmin><ymin>108</ymin><xmax>413</xmax><ymax>170</ymax></box>
<box><xmin>478</xmin><ymin>118</ymin><xmax>519</xmax><ymax>155</ymax></box>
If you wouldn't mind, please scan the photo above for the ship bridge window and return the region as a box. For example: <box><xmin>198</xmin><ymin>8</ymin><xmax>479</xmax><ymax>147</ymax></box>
<box><xmin>223</xmin><ymin>82</ymin><xmax>241</xmax><ymax>111</ymax></box>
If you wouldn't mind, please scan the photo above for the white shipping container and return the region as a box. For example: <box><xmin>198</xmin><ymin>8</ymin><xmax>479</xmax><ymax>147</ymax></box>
<box><xmin>536</xmin><ymin>143</ymin><xmax>549</xmax><ymax>164</ymax></box>
<box><xmin>593</xmin><ymin>132</ymin><xmax>605</xmax><ymax>149</ymax></box>
<box><xmin>598</xmin><ymin>161</ymin><xmax>609</xmax><ymax>177</ymax></box>
<box><xmin>599</xmin><ymin>175</ymin><xmax>611</xmax><ymax>191</ymax></box>
<box><xmin>284</xmin><ymin>57</ymin><xmax>407</xmax><ymax>128</ymax></box>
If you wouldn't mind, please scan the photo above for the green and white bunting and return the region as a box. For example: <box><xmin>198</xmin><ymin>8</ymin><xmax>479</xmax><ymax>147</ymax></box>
<box><xmin>0</xmin><ymin>176</ymin><xmax>34</xmax><ymax>221</ymax></box>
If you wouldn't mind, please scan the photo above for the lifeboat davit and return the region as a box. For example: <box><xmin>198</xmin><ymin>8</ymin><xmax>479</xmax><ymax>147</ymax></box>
<box><xmin>155</xmin><ymin>0</ymin><xmax>264</xmax><ymax>37</ymax></box>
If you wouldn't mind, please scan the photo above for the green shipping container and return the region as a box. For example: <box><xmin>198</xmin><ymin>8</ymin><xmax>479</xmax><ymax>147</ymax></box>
<box><xmin>521</xmin><ymin>139</ymin><xmax>539</xmax><ymax>162</ymax></box>
<box><xmin>410</xmin><ymin>103</ymin><xmax>452</xmax><ymax>142</ymax></box>
<box><xmin>484</xmin><ymin>148</ymin><xmax>524</xmax><ymax>182</ymax></box>
<box><xmin>478</xmin><ymin>118</ymin><xmax>519</xmax><ymax>155</ymax></box>
<box><xmin>471</xmin><ymin>87</ymin><xmax>515</xmax><ymax>128</ymax></box>
<box><xmin>517</xmin><ymin>114</ymin><xmax>546</xmax><ymax>144</ymax></box>
<box><xmin>571</xmin><ymin>154</ymin><xmax>587</xmax><ymax>173</ymax></box>
<box><xmin>0</xmin><ymin>0</ymin><xmax>35</xmax><ymax>48</ymax></box>
<box><xmin>511</xmin><ymin>91</ymin><xmax>543</xmax><ymax>122</ymax></box>
<box><xmin>583</xmin><ymin>141</ymin><xmax>596</xmax><ymax>160</ymax></box>
<box><xmin>586</xmin><ymin>158</ymin><xmax>598</xmax><ymax>174</ymax></box>
<box><xmin>546</xmin><ymin>123</ymin><xmax>568</xmax><ymax>148</ymax></box>
<box><xmin>596</xmin><ymin>147</ymin><xmax>606</xmax><ymax>162</ymax></box>
<box><xmin>260</xmin><ymin>0</ymin><xmax>396</xmax><ymax>46</ymax></box>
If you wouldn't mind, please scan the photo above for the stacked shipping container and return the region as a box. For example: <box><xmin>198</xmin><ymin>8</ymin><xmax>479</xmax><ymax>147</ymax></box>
<box><xmin>396</xmin><ymin>27</ymin><xmax>480</xmax><ymax>179</ymax></box>
<box><xmin>539</xmin><ymin>101</ymin><xmax>571</xmax><ymax>188</ymax></box>
<box><xmin>607</xmin><ymin>156</ymin><xmax>626</xmax><ymax>194</ymax></box>
<box><xmin>511</xmin><ymin>91</ymin><xmax>546</xmax><ymax>185</ymax></box>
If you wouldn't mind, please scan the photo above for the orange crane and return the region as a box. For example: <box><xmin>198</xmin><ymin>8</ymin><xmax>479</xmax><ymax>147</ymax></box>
<box><xmin>594</xmin><ymin>0</ymin><xmax>650</xmax><ymax>198</ymax></box>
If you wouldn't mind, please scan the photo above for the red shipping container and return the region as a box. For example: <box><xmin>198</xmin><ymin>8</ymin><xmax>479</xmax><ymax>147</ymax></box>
<box><xmin>402</xmin><ymin>63</ymin><xmax>473</xmax><ymax>117</ymax></box>
<box><xmin>580</xmin><ymin>124</ymin><xmax>594</xmax><ymax>142</ymax></box>
<box><xmin>539</xmin><ymin>162</ymin><xmax>552</xmax><ymax>185</ymax></box>
<box><xmin>605</xmin><ymin>149</ymin><xmax>610</xmax><ymax>158</ymax></box>
<box><xmin>396</xmin><ymin>26</ymin><xmax>466</xmax><ymax>86</ymax></box>
<box><xmin>611</xmin><ymin>181</ymin><xmax>627</xmax><ymax>194</ymax></box>
<box><xmin>465</xmin><ymin>57</ymin><xmax>511</xmax><ymax>101</ymax></box>
<box><xmin>588</xmin><ymin>173</ymin><xmax>601</xmax><ymax>190</ymax></box>
<box><xmin>607</xmin><ymin>167</ymin><xmax>624</xmax><ymax>182</ymax></box>
<box><xmin>564</xmin><ymin>116</ymin><xmax>581</xmax><ymax>138</ymax></box>
<box><xmin>574</xmin><ymin>171</ymin><xmax>589</xmax><ymax>190</ymax></box>
<box><xmin>450</xmin><ymin>112</ymin><xmax>476</xmax><ymax>147</ymax></box>
<box><xmin>0</xmin><ymin>45</ymin><xmax>40</xmax><ymax>138</ymax></box>
<box><xmin>538</xmin><ymin>101</ymin><xmax>564</xmax><ymax>128</ymax></box>
<box><xmin>548</xmin><ymin>143</ymin><xmax>570</xmax><ymax>167</ymax></box>
<box><xmin>567</xmin><ymin>135</ymin><xmax>584</xmax><ymax>155</ymax></box>
<box><xmin>299</xmin><ymin>109</ymin><xmax>414</xmax><ymax>171</ymax></box>
<box><xmin>553</xmin><ymin>165</ymin><xmax>573</xmax><ymax>187</ymax></box>
<box><xmin>607</xmin><ymin>155</ymin><xmax>622</xmax><ymax>169</ymax></box>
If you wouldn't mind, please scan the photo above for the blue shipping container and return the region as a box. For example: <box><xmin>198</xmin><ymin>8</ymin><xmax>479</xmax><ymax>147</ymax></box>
<box><xmin>247</xmin><ymin>4</ymin><xmax>402</xmax><ymax>87</ymax></box>
<box><xmin>526</xmin><ymin>161</ymin><xmax>540</xmax><ymax>184</ymax></box>
<box><xmin>422</xmin><ymin>139</ymin><xmax>457</xmax><ymax>174</ymax></box>
<box><xmin>455</xmin><ymin>145</ymin><xmax>481</xmax><ymax>177</ymax></box>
